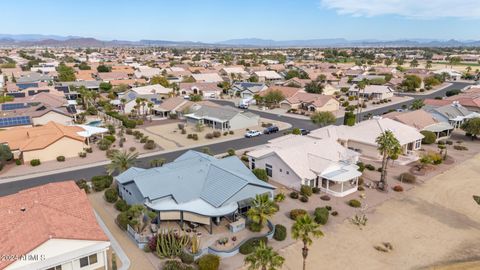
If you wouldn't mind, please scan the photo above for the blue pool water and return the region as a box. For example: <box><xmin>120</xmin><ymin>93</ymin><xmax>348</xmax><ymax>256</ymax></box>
<box><xmin>87</xmin><ymin>120</ymin><xmax>103</xmax><ymax>127</ymax></box>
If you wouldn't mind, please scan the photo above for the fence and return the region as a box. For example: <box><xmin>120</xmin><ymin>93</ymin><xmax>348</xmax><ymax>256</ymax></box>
<box><xmin>126</xmin><ymin>224</ymin><xmax>150</xmax><ymax>249</ymax></box>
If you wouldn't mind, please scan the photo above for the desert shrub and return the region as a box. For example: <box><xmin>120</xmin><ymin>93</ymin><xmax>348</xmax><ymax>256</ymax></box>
<box><xmin>348</xmin><ymin>199</ymin><xmax>362</xmax><ymax>208</ymax></box>
<box><xmin>300</xmin><ymin>196</ymin><xmax>309</xmax><ymax>203</ymax></box>
<box><xmin>358</xmin><ymin>177</ymin><xmax>364</xmax><ymax>186</ymax></box>
<box><xmin>15</xmin><ymin>159</ymin><xmax>22</xmax><ymax>165</ymax></box>
<box><xmin>314</xmin><ymin>207</ymin><xmax>329</xmax><ymax>225</ymax></box>
<box><xmin>223</xmin><ymin>132</ymin><xmax>228</xmax><ymax>136</ymax></box>
<box><xmin>453</xmin><ymin>145</ymin><xmax>468</xmax><ymax>151</ymax></box>
<box><xmin>300</xmin><ymin>185</ymin><xmax>313</xmax><ymax>197</ymax></box>
<box><xmin>253</xmin><ymin>168</ymin><xmax>268</xmax><ymax>182</ymax></box>
<box><xmin>229</xmin><ymin>130</ymin><xmax>234</xmax><ymax>135</ymax></box>
<box><xmin>289</xmin><ymin>191</ymin><xmax>299</xmax><ymax>199</ymax></box>
<box><xmin>144</xmin><ymin>140</ymin><xmax>156</xmax><ymax>150</ymax></box>
<box><xmin>205</xmin><ymin>133</ymin><xmax>214</xmax><ymax>139</ymax></box>
<box><xmin>377</xmin><ymin>167</ymin><xmax>383</xmax><ymax>172</ymax></box>
<box><xmin>79</xmin><ymin>152</ymin><xmax>87</xmax><ymax>158</ymax></box>
<box><xmin>399</xmin><ymin>172</ymin><xmax>416</xmax><ymax>184</ymax></box>
<box><xmin>320</xmin><ymin>195</ymin><xmax>331</xmax><ymax>201</ymax></box>
<box><xmin>129</xmin><ymin>146</ymin><xmax>136</xmax><ymax>152</ymax></box>
<box><xmin>163</xmin><ymin>260</ymin><xmax>194</xmax><ymax>270</ymax></box>
<box><xmin>273</xmin><ymin>224</ymin><xmax>287</xmax><ymax>241</ymax></box>
<box><xmin>325</xmin><ymin>205</ymin><xmax>332</xmax><ymax>211</ymax></box>
<box><xmin>331</xmin><ymin>211</ymin><xmax>338</xmax><ymax>216</ymax></box>
<box><xmin>104</xmin><ymin>188</ymin><xmax>118</xmax><ymax>203</ymax></box>
<box><xmin>290</xmin><ymin>209</ymin><xmax>308</xmax><ymax>220</ymax></box>
<box><xmin>241</xmin><ymin>155</ymin><xmax>249</xmax><ymax>162</ymax></box>
<box><xmin>393</xmin><ymin>185</ymin><xmax>404</xmax><ymax>192</ymax></box>
<box><xmin>104</xmin><ymin>135</ymin><xmax>116</xmax><ymax>143</ymax></box>
<box><xmin>115</xmin><ymin>199</ymin><xmax>129</xmax><ymax>212</ymax></box>
<box><xmin>84</xmin><ymin>147</ymin><xmax>93</xmax><ymax>153</ymax></box>
<box><xmin>356</xmin><ymin>161</ymin><xmax>365</xmax><ymax>172</ymax></box>
<box><xmin>239</xmin><ymin>237</ymin><xmax>268</xmax><ymax>255</ymax></box>
<box><xmin>98</xmin><ymin>138</ymin><xmax>112</xmax><ymax>150</ymax></box>
<box><xmin>30</xmin><ymin>159</ymin><xmax>41</xmax><ymax>166</ymax></box>
<box><xmin>140</xmin><ymin>137</ymin><xmax>147</xmax><ymax>143</ymax></box>
<box><xmin>446</xmin><ymin>140</ymin><xmax>453</xmax><ymax>145</ymax></box>
<box><xmin>312</xmin><ymin>187</ymin><xmax>320</xmax><ymax>194</ymax></box>
<box><xmin>106</xmin><ymin>149</ymin><xmax>120</xmax><ymax>159</ymax></box>
<box><xmin>192</xmin><ymin>134</ymin><xmax>198</xmax><ymax>140</ymax></box>
<box><xmin>76</xmin><ymin>179</ymin><xmax>90</xmax><ymax>193</ymax></box>
<box><xmin>227</xmin><ymin>148</ymin><xmax>236</xmax><ymax>156</ymax></box>
<box><xmin>181</xmin><ymin>129</ymin><xmax>187</xmax><ymax>134</ymax></box>
<box><xmin>213</xmin><ymin>131</ymin><xmax>221</xmax><ymax>138</ymax></box>
<box><xmin>116</xmin><ymin>212</ymin><xmax>129</xmax><ymax>230</ymax></box>
<box><xmin>187</xmin><ymin>134</ymin><xmax>193</xmax><ymax>139</ymax></box>
<box><xmin>421</xmin><ymin>130</ymin><xmax>436</xmax><ymax>144</ymax></box>
<box><xmin>358</xmin><ymin>186</ymin><xmax>365</xmax><ymax>191</ymax></box>
<box><xmin>179</xmin><ymin>250</ymin><xmax>194</xmax><ymax>264</ymax></box>
<box><xmin>126</xmin><ymin>128</ymin><xmax>133</xmax><ymax>135</ymax></box>
<box><xmin>248</xmin><ymin>221</ymin><xmax>262</xmax><ymax>232</ymax></box>
<box><xmin>91</xmin><ymin>175</ymin><xmax>113</xmax><ymax>191</ymax></box>
<box><xmin>56</xmin><ymin>156</ymin><xmax>65</xmax><ymax>162</ymax></box>
<box><xmin>365</xmin><ymin>164</ymin><xmax>375</xmax><ymax>171</ymax></box>
<box><xmin>274</xmin><ymin>193</ymin><xmax>285</xmax><ymax>202</ymax></box>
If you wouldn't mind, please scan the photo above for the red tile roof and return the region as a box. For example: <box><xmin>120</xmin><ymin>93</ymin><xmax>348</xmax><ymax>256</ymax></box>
<box><xmin>0</xmin><ymin>181</ymin><xmax>108</xmax><ymax>269</ymax></box>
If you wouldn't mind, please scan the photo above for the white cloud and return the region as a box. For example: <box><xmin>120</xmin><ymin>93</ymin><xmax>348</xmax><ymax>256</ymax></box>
<box><xmin>320</xmin><ymin>0</ymin><xmax>480</xmax><ymax>19</ymax></box>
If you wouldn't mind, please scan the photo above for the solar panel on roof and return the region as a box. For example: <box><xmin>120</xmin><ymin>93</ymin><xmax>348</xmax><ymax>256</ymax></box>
<box><xmin>1</xmin><ymin>103</ymin><xmax>29</xmax><ymax>111</ymax></box>
<box><xmin>0</xmin><ymin>116</ymin><xmax>31</xmax><ymax>127</ymax></box>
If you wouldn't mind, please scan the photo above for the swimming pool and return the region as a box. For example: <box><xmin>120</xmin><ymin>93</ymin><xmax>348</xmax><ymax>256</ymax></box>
<box><xmin>86</xmin><ymin>120</ymin><xmax>103</xmax><ymax>127</ymax></box>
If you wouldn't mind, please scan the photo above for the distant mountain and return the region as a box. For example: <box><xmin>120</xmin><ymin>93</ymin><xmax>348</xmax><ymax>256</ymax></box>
<box><xmin>0</xmin><ymin>34</ymin><xmax>479</xmax><ymax>48</ymax></box>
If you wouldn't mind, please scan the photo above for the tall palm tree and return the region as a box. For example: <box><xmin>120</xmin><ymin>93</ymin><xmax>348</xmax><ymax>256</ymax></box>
<box><xmin>247</xmin><ymin>193</ymin><xmax>278</xmax><ymax>229</ymax></box>
<box><xmin>291</xmin><ymin>214</ymin><xmax>324</xmax><ymax>270</ymax></box>
<box><xmin>106</xmin><ymin>151</ymin><xmax>139</xmax><ymax>175</ymax></box>
<box><xmin>244</xmin><ymin>241</ymin><xmax>285</xmax><ymax>270</ymax></box>
<box><xmin>355</xmin><ymin>79</ymin><xmax>367</xmax><ymax>123</ymax></box>
<box><xmin>150</xmin><ymin>158</ymin><xmax>166</xmax><ymax>168</ymax></box>
<box><xmin>376</xmin><ymin>130</ymin><xmax>402</xmax><ymax>190</ymax></box>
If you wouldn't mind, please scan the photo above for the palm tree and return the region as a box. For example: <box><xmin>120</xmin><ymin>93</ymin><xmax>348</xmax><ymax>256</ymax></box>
<box><xmin>106</xmin><ymin>151</ymin><xmax>139</xmax><ymax>175</ymax></box>
<box><xmin>247</xmin><ymin>193</ymin><xmax>278</xmax><ymax>229</ymax></box>
<box><xmin>150</xmin><ymin>158</ymin><xmax>166</xmax><ymax>168</ymax></box>
<box><xmin>376</xmin><ymin>130</ymin><xmax>402</xmax><ymax>190</ymax></box>
<box><xmin>291</xmin><ymin>214</ymin><xmax>324</xmax><ymax>270</ymax></box>
<box><xmin>120</xmin><ymin>98</ymin><xmax>127</xmax><ymax>114</ymax></box>
<box><xmin>244</xmin><ymin>241</ymin><xmax>285</xmax><ymax>270</ymax></box>
<box><xmin>355</xmin><ymin>80</ymin><xmax>367</xmax><ymax>123</ymax></box>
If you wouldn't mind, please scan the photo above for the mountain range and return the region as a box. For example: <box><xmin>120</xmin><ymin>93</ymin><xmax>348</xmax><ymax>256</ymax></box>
<box><xmin>0</xmin><ymin>34</ymin><xmax>479</xmax><ymax>48</ymax></box>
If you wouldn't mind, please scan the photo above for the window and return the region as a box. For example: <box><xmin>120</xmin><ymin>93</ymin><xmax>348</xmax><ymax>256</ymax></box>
<box><xmin>251</xmin><ymin>158</ymin><xmax>255</xmax><ymax>170</ymax></box>
<box><xmin>279</xmin><ymin>168</ymin><xmax>282</xmax><ymax>173</ymax></box>
<box><xmin>80</xmin><ymin>254</ymin><xmax>98</xmax><ymax>268</ymax></box>
<box><xmin>415</xmin><ymin>140</ymin><xmax>421</xmax><ymax>149</ymax></box>
<box><xmin>286</xmin><ymin>171</ymin><xmax>289</xmax><ymax>175</ymax></box>
<box><xmin>46</xmin><ymin>266</ymin><xmax>62</xmax><ymax>270</ymax></box>
<box><xmin>265</xmin><ymin>164</ymin><xmax>272</xmax><ymax>177</ymax></box>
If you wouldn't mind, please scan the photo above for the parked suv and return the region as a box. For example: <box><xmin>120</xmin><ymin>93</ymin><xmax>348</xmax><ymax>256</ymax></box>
<box><xmin>263</xmin><ymin>125</ymin><xmax>279</xmax><ymax>134</ymax></box>
<box><xmin>245</xmin><ymin>130</ymin><xmax>262</xmax><ymax>138</ymax></box>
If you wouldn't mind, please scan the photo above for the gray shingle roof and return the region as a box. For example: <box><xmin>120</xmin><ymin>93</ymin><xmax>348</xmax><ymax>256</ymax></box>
<box><xmin>115</xmin><ymin>150</ymin><xmax>274</xmax><ymax>208</ymax></box>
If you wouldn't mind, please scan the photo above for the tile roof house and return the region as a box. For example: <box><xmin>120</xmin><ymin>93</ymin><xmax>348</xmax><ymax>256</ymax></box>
<box><xmin>383</xmin><ymin>110</ymin><xmax>454</xmax><ymax>140</ymax></box>
<box><xmin>228</xmin><ymin>82</ymin><xmax>268</xmax><ymax>99</ymax></box>
<box><xmin>260</xmin><ymin>86</ymin><xmax>302</xmax><ymax>99</ymax></box>
<box><xmin>185</xmin><ymin>104</ymin><xmax>260</xmax><ymax>131</ymax></box>
<box><xmin>191</xmin><ymin>73</ymin><xmax>224</xmax><ymax>83</ymax></box>
<box><xmin>179</xmin><ymin>82</ymin><xmax>223</xmax><ymax>98</ymax></box>
<box><xmin>279</xmin><ymin>92</ymin><xmax>339</xmax><ymax>112</ymax></box>
<box><xmin>309</xmin><ymin>117</ymin><xmax>424</xmax><ymax>159</ymax></box>
<box><xmin>118</xmin><ymin>84</ymin><xmax>173</xmax><ymax>114</ymax></box>
<box><xmin>0</xmin><ymin>121</ymin><xmax>87</xmax><ymax>162</ymax></box>
<box><xmin>0</xmin><ymin>181</ymin><xmax>110</xmax><ymax>270</ymax></box>
<box><xmin>253</xmin><ymin>70</ymin><xmax>283</xmax><ymax>83</ymax></box>
<box><xmin>248</xmin><ymin>135</ymin><xmax>361</xmax><ymax>197</ymax></box>
<box><xmin>348</xmin><ymin>85</ymin><xmax>395</xmax><ymax>100</ymax></box>
<box><xmin>116</xmin><ymin>150</ymin><xmax>275</xmax><ymax>233</ymax></box>
<box><xmin>424</xmin><ymin>102</ymin><xmax>480</xmax><ymax>128</ymax></box>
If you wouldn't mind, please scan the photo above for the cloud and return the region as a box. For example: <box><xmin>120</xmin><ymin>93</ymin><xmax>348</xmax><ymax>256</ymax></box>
<box><xmin>320</xmin><ymin>0</ymin><xmax>480</xmax><ymax>19</ymax></box>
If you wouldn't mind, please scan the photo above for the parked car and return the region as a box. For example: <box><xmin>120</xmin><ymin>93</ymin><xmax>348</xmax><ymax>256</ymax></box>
<box><xmin>263</xmin><ymin>125</ymin><xmax>279</xmax><ymax>134</ymax></box>
<box><xmin>245</xmin><ymin>130</ymin><xmax>262</xmax><ymax>138</ymax></box>
<box><xmin>300</xmin><ymin>129</ymin><xmax>310</xmax><ymax>136</ymax></box>
<box><xmin>238</xmin><ymin>103</ymin><xmax>249</xmax><ymax>109</ymax></box>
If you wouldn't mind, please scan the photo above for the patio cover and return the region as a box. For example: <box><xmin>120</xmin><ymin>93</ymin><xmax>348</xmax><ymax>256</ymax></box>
<box><xmin>423</xmin><ymin>122</ymin><xmax>454</xmax><ymax>133</ymax></box>
<box><xmin>320</xmin><ymin>164</ymin><xmax>362</xmax><ymax>182</ymax></box>
<box><xmin>75</xmin><ymin>125</ymin><xmax>109</xmax><ymax>138</ymax></box>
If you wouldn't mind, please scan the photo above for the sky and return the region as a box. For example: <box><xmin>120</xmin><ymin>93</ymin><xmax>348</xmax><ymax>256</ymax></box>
<box><xmin>1</xmin><ymin>0</ymin><xmax>480</xmax><ymax>42</ymax></box>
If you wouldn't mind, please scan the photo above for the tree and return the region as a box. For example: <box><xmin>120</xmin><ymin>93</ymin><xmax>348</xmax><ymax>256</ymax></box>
<box><xmin>0</xmin><ymin>144</ymin><xmax>13</xmax><ymax>166</ymax></box>
<box><xmin>410</xmin><ymin>59</ymin><xmax>419</xmax><ymax>68</ymax></box>
<box><xmin>304</xmin><ymin>81</ymin><xmax>324</xmax><ymax>94</ymax></box>
<box><xmin>150</xmin><ymin>158</ymin><xmax>166</xmax><ymax>167</ymax></box>
<box><xmin>253</xmin><ymin>168</ymin><xmax>268</xmax><ymax>182</ymax></box>
<box><xmin>400</xmin><ymin>75</ymin><xmax>422</xmax><ymax>92</ymax></box>
<box><xmin>106</xmin><ymin>151</ymin><xmax>139</xmax><ymax>175</ymax></box>
<box><xmin>384</xmin><ymin>58</ymin><xmax>393</xmax><ymax>67</ymax></box>
<box><xmin>97</xmin><ymin>64</ymin><xmax>111</xmax><ymax>73</ymax></box>
<box><xmin>78</xmin><ymin>62</ymin><xmax>91</xmax><ymax>70</ymax></box>
<box><xmin>376</xmin><ymin>131</ymin><xmax>402</xmax><ymax>190</ymax></box>
<box><xmin>425</xmin><ymin>60</ymin><xmax>433</xmax><ymax>70</ymax></box>
<box><xmin>410</xmin><ymin>99</ymin><xmax>425</xmax><ymax>110</ymax></box>
<box><xmin>461</xmin><ymin>117</ymin><xmax>480</xmax><ymax>140</ymax></box>
<box><xmin>57</xmin><ymin>63</ymin><xmax>76</xmax><ymax>81</ymax></box>
<box><xmin>150</xmin><ymin>75</ymin><xmax>170</xmax><ymax>87</ymax></box>
<box><xmin>247</xmin><ymin>194</ymin><xmax>278</xmax><ymax>230</ymax></box>
<box><xmin>99</xmin><ymin>82</ymin><xmax>112</xmax><ymax>92</ymax></box>
<box><xmin>284</xmin><ymin>70</ymin><xmax>309</xmax><ymax>80</ymax></box>
<box><xmin>263</xmin><ymin>90</ymin><xmax>284</xmax><ymax>105</ymax></box>
<box><xmin>448</xmin><ymin>56</ymin><xmax>461</xmax><ymax>68</ymax></box>
<box><xmin>244</xmin><ymin>241</ymin><xmax>285</xmax><ymax>270</ymax></box>
<box><xmin>291</xmin><ymin>214</ymin><xmax>324</xmax><ymax>270</ymax></box>
<box><xmin>343</xmin><ymin>111</ymin><xmax>356</xmax><ymax>126</ymax></box>
<box><xmin>310</xmin><ymin>111</ymin><xmax>336</xmax><ymax>127</ymax></box>
<box><xmin>248</xmin><ymin>75</ymin><xmax>259</xmax><ymax>83</ymax></box>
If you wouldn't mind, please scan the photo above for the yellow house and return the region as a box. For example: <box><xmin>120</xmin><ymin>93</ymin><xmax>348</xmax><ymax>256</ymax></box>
<box><xmin>0</xmin><ymin>121</ymin><xmax>87</xmax><ymax>162</ymax></box>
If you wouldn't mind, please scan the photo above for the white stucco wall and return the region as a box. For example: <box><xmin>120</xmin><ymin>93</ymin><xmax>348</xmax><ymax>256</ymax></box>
<box><xmin>22</xmin><ymin>137</ymin><xmax>86</xmax><ymax>162</ymax></box>
<box><xmin>249</xmin><ymin>154</ymin><xmax>303</xmax><ymax>190</ymax></box>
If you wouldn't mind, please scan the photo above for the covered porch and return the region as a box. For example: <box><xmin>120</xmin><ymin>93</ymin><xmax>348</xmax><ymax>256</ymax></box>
<box><xmin>317</xmin><ymin>165</ymin><xmax>362</xmax><ymax>197</ymax></box>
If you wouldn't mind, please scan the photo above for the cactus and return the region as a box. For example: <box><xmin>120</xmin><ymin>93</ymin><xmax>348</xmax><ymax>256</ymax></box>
<box><xmin>156</xmin><ymin>229</ymin><xmax>191</xmax><ymax>258</ymax></box>
<box><xmin>191</xmin><ymin>234</ymin><xmax>200</xmax><ymax>254</ymax></box>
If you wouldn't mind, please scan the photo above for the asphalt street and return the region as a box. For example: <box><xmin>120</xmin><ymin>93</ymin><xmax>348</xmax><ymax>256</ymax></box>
<box><xmin>0</xmin><ymin>81</ymin><xmax>471</xmax><ymax>196</ymax></box>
